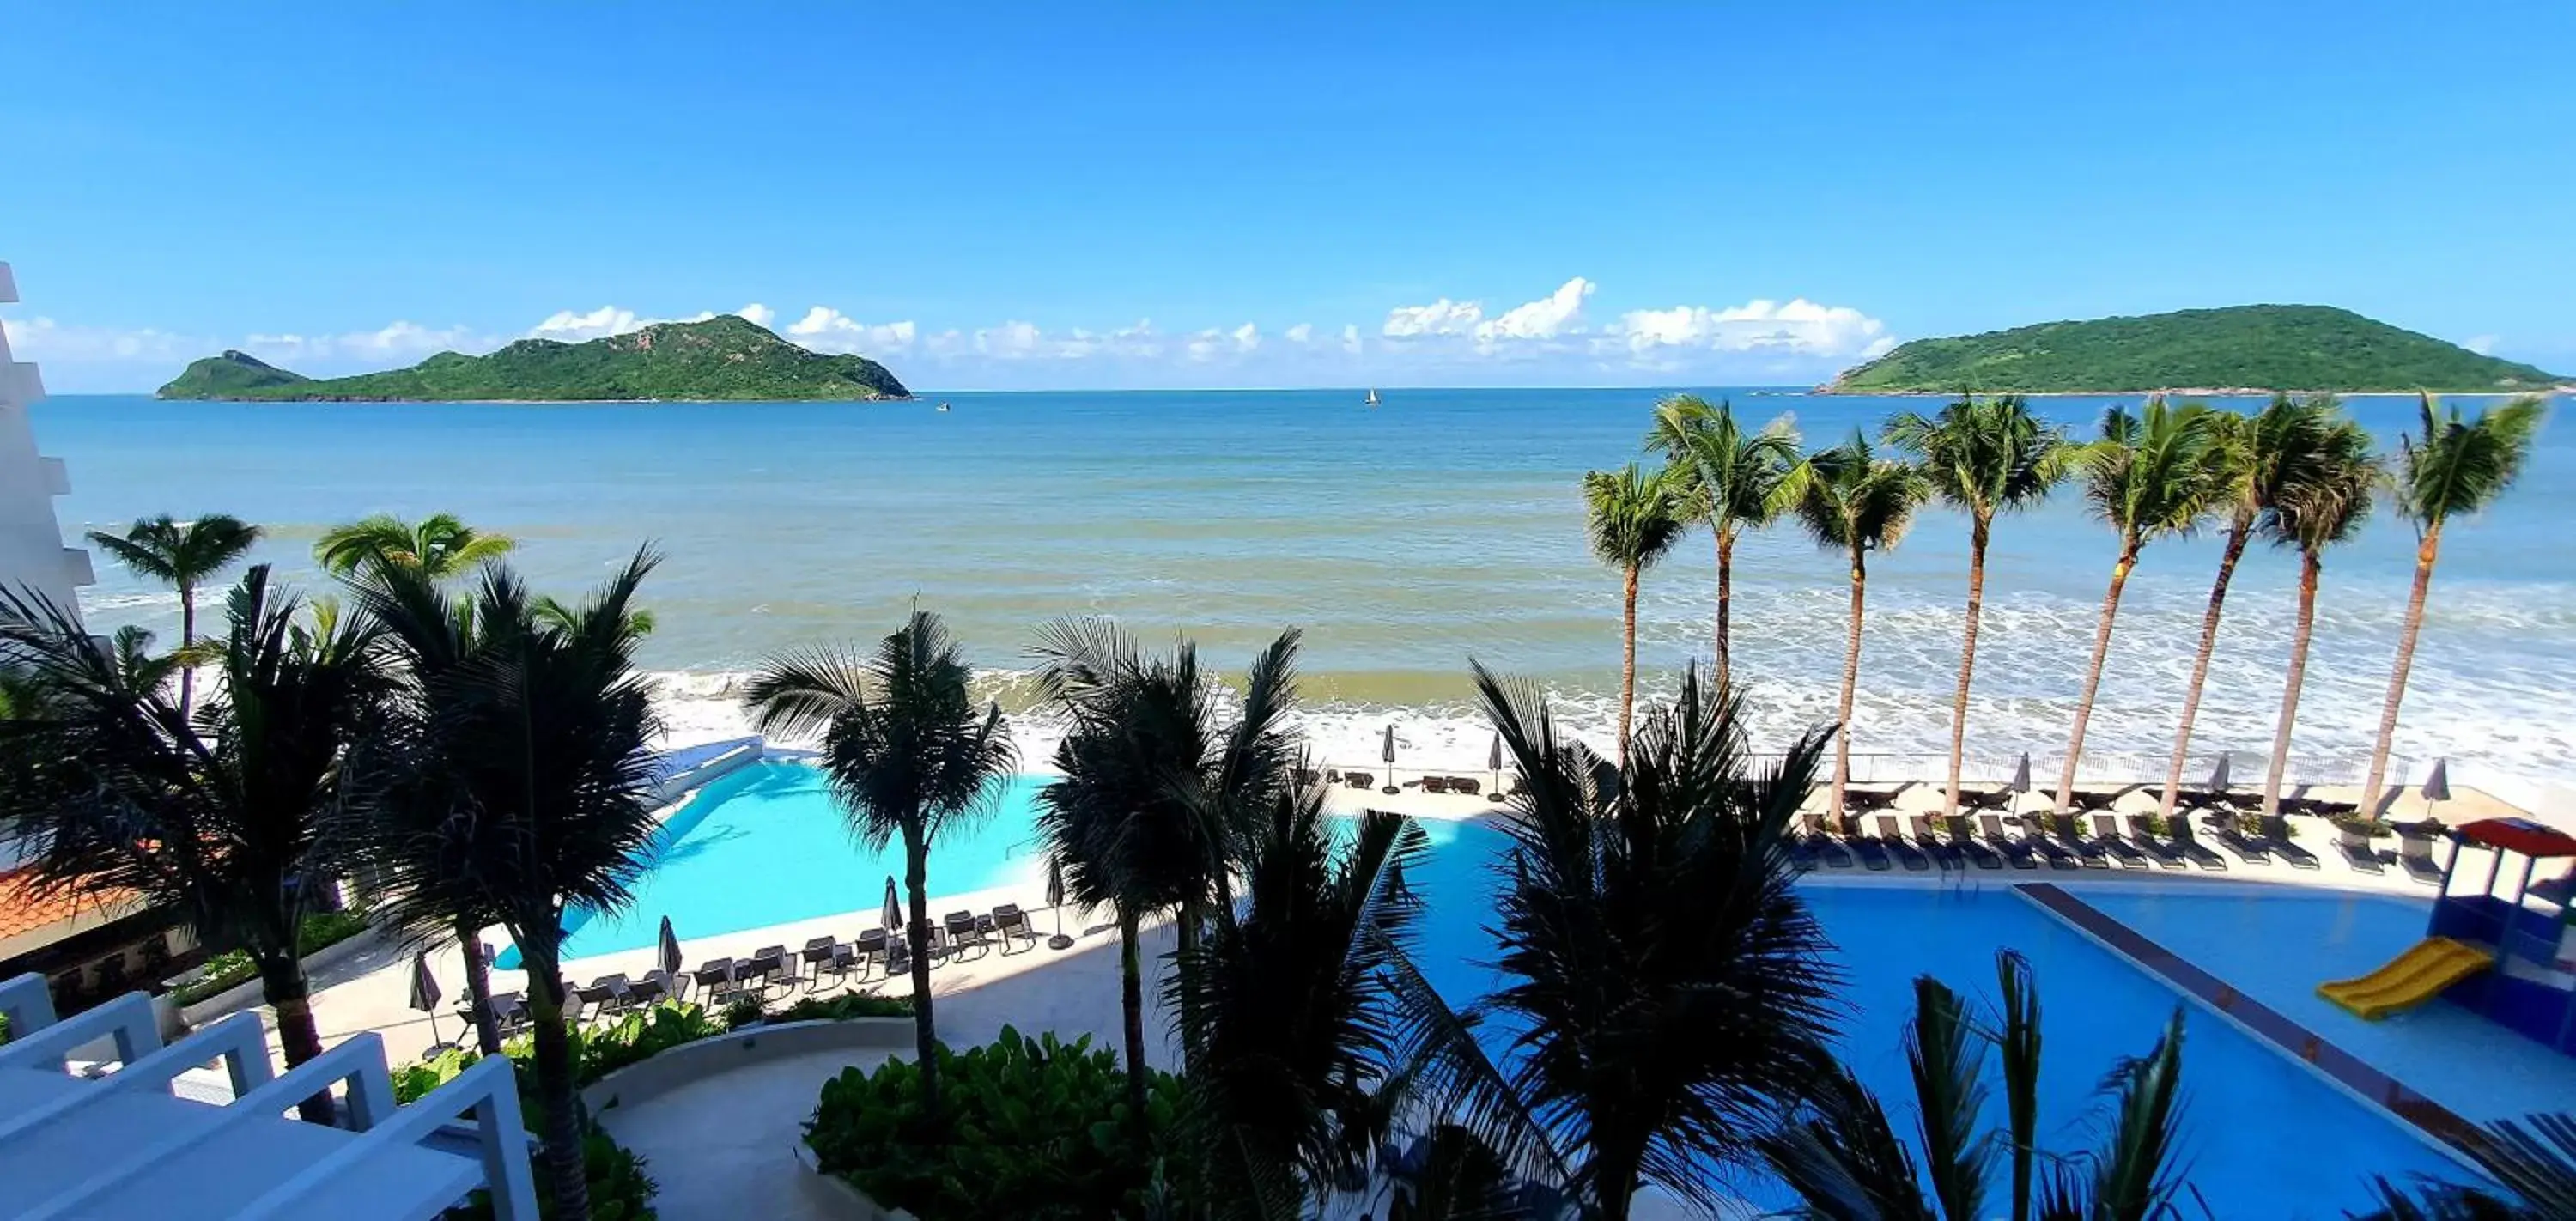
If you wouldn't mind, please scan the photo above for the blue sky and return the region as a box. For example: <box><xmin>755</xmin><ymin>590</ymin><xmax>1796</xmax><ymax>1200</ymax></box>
<box><xmin>4</xmin><ymin>2</ymin><xmax>2571</xmax><ymax>392</ymax></box>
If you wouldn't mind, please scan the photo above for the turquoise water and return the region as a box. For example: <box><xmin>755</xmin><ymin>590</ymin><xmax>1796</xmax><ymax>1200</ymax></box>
<box><xmin>1396</xmin><ymin>822</ymin><xmax>2477</xmax><ymax>1217</ymax></box>
<box><xmin>502</xmin><ymin>761</ymin><xmax>1048</xmax><ymax>967</ymax></box>
<box><xmin>33</xmin><ymin>389</ymin><xmax>2576</xmax><ymax>780</ymax></box>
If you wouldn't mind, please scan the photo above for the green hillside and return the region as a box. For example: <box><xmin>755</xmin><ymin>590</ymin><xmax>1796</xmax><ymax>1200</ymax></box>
<box><xmin>157</xmin><ymin>315</ymin><xmax>909</xmax><ymax>401</ymax></box>
<box><xmin>157</xmin><ymin>349</ymin><xmax>313</xmax><ymax>398</ymax></box>
<box><xmin>1827</xmin><ymin>305</ymin><xmax>2566</xmax><ymax>394</ymax></box>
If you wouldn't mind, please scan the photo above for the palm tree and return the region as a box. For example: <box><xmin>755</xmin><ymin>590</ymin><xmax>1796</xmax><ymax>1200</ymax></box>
<box><xmin>1642</xmin><ymin>395</ymin><xmax>1803</xmax><ymax>691</ymax></box>
<box><xmin>1759</xmin><ymin>951</ymin><xmax>2196</xmax><ymax>1220</ymax></box>
<box><xmin>2357</xmin><ymin>394</ymin><xmax>2545</xmax><ymax>813</ymax></box>
<box><xmin>1407</xmin><ymin>662</ymin><xmax>1841</xmax><ymax>1219</ymax></box>
<box><xmin>1167</xmin><ymin>791</ymin><xmax>1435</xmax><ymax>1216</ymax></box>
<box><xmin>362</xmin><ymin>553</ymin><xmax>664</xmax><ymax>1218</ymax></box>
<box><xmin>2054</xmin><ymin>401</ymin><xmax>2227</xmax><ymax>814</ymax></box>
<box><xmin>1033</xmin><ymin>618</ymin><xmax>1303</xmax><ymax>1115</ymax></box>
<box><xmin>1794</xmin><ymin>432</ymin><xmax>1932</xmax><ymax>817</ymax></box>
<box><xmin>313</xmin><ymin>511</ymin><xmax>514</xmax><ymax>579</ymax></box>
<box><xmin>2244</xmin><ymin>404</ymin><xmax>2381</xmax><ymax>823</ymax></box>
<box><xmin>0</xmin><ymin>568</ymin><xmax>382</xmax><ymax>1125</ymax></box>
<box><xmin>1886</xmin><ymin>395</ymin><xmax>2069</xmax><ymax>819</ymax></box>
<box><xmin>2148</xmin><ymin>403</ymin><xmax>2268</xmax><ymax>821</ymax></box>
<box><xmin>84</xmin><ymin>513</ymin><xmax>263</xmax><ymax>716</ymax></box>
<box><xmin>1582</xmin><ymin>463</ymin><xmax>1687</xmax><ymax>766</ymax></box>
<box><xmin>342</xmin><ymin>557</ymin><xmax>511</xmax><ymax>1054</ymax></box>
<box><xmin>744</xmin><ymin>610</ymin><xmax>1015</xmax><ymax>1121</ymax></box>
<box><xmin>2360</xmin><ymin>1111</ymin><xmax>2576</xmax><ymax>1219</ymax></box>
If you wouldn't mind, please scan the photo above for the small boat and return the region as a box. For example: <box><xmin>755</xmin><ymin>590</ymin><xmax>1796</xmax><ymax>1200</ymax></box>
<box><xmin>1364</xmin><ymin>388</ymin><xmax>1380</xmax><ymax>408</ymax></box>
<box><xmin>935</xmin><ymin>402</ymin><xmax>951</xmax><ymax>413</ymax></box>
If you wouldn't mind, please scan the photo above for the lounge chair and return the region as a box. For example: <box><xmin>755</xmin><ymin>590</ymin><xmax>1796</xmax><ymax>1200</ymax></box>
<box><xmin>945</xmin><ymin>910</ymin><xmax>994</xmax><ymax>958</ymax></box>
<box><xmin>1798</xmin><ymin>814</ymin><xmax>1856</xmax><ymax>868</ymax></box>
<box><xmin>2121</xmin><ymin>817</ymin><xmax>2190</xmax><ymax>870</ymax></box>
<box><xmin>993</xmin><ymin>904</ymin><xmax>1036</xmax><ymax>950</ymax></box>
<box><xmin>2207</xmin><ymin>818</ymin><xmax>2275</xmax><ymax>866</ymax></box>
<box><xmin>1449</xmin><ymin>776</ymin><xmax>1481</xmax><ymax>796</ymax></box>
<box><xmin>1345</xmin><ymin>771</ymin><xmax>1375</xmax><ymax>790</ymax></box>
<box><xmin>572</xmin><ymin>974</ymin><xmax>628</xmax><ymax>1020</ymax></box>
<box><xmin>2049</xmin><ymin>818</ymin><xmax>2111</xmax><ymax>868</ymax></box>
<box><xmin>2338</xmin><ymin>839</ymin><xmax>2388</xmax><ymax>875</ymax></box>
<box><xmin>1876</xmin><ymin>816</ymin><xmax>1932</xmax><ymax>872</ymax></box>
<box><xmin>1939</xmin><ymin>816</ymin><xmax>2003</xmax><ymax>870</ymax></box>
<box><xmin>2166</xmin><ymin>821</ymin><xmax>2228</xmax><ymax>871</ymax></box>
<box><xmin>690</xmin><ymin>957</ymin><xmax>735</xmax><ymax>1001</ymax></box>
<box><xmin>2068</xmin><ymin>789</ymin><xmax>2126</xmax><ymax>813</ymax></box>
<box><xmin>1783</xmin><ymin>831</ymin><xmax>1820</xmax><ymax>869</ymax></box>
<box><xmin>803</xmin><ymin>936</ymin><xmax>847</xmax><ymax>983</ymax></box>
<box><xmin>1978</xmin><ymin>815</ymin><xmax>2039</xmax><ymax>870</ymax></box>
<box><xmin>1849</xmin><ymin>832</ymin><xmax>1894</xmax><ymax>872</ymax></box>
<box><xmin>1295</xmin><ymin>768</ymin><xmax>1321</xmax><ymax>787</ymax></box>
<box><xmin>2089</xmin><ymin>816</ymin><xmax>2154</xmax><ymax>869</ymax></box>
<box><xmin>1909</xmin><ymin>816</ymin><xmax>1965</xmax><ymax>868</ymax></box>
<box><xmin>2399</xmin><ymin>852</ymin><xmax>2443</xmax><ymax>885</ymax></box>
<box><xmin>623</xmin><ymin>971</ymin><xmax>671</xmax><ymax>1009</ymax></box>
<box><xmin>1948</xmin><ymin>786</ymin><xmax>2011</xmax><ymax>812</ymax></box>
<box><xmin>1419</xmin><ymin>776</ymin><xmax>1449</xmax><ymax>794</ymax></box>
<box><xmin>1844</xmin><ymin>787</ymin><xmax>1901</xmax><ymax>814</ymax></box>
<box><xmin>2254</xmin><ymin>816</ymin><xmax>2322</xmax><ymax>869</ymax></box>
<box><xmin>742</xmin><ymin>945</ymin><xmax>791</xmax><ymax>993</ymax></box>
<box><xmin>2025</xmin><ymin>827</ymin><xmax>2080</xmax><ymax>870</ymax></box>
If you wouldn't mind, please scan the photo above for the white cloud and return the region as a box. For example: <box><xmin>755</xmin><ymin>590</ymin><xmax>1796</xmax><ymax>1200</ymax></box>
<box><xmin>2463</xmin><ymin>334</ymin><xmax>2499</xmax><ymax>355</ymax></box>
<box><xmin>1616</xmin><ymin>297</ymin><xmax>1893</xmax><ymax>362</ymax></box>
<box><xmin>1284</xmin><ymin>323</ymin><xmax>1315</xmax><ymax>344</ymax></box>
<box><xmin>784</xmin><ymin>306</ymin><xmax>917</xmax><ymax>355</ymax></box>
<box><xmin>1186</xmin><ymin>323</ymin><xmax>1262</xmax><ymax>361</ymax></box>
<box><xmin>738</xmin><ymin>303</ymin><xmax>776</xmax><ymax>329</ymax></box>
<box><xmin>1340</xmin><ymin>324</ymin><xmax>1363</xmax><ymax>355</ymax></box>
<box><xmin>243</xmin><ymin>320</ymin><xmax>487</xmax><ymax>364</ymax></box>
<box><xmin>1382</xmin><ymin>296</ymin><xmax>1483</xmax><ymax>337</ymax></box>
<box><xmin>525</xmin><ymin>303</ymin><xmax>772</xmax><ymax>343</ymax></box>
<box><xmin>1475</xmin><ymin>277</ymin><xmax>1593</xmax><ymax>343</ymax></box>
<box><xmin>0</xmin><ymin>316</ymin><xmax>200</xmax><ymax>364</ymax></box>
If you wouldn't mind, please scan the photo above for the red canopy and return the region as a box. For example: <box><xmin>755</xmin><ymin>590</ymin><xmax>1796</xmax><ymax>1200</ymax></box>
<box><xmin>2455</xmin><ymin>817</ymin><xmax>2576</xmax><ymax>860</ymax></box>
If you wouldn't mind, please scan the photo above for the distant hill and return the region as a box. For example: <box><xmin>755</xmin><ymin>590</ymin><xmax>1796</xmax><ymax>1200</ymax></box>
<box><xmin>158</xmin><ymin>349</ymin><xmax>313</xmax><ymax>398</ymax></box>
<box><xmin>157</xmin><ymin>315</ymin><xmax>910</xmax><ymax>401</ymax></box>
<box><xmin>1826</xmin><ymin>305</ymin><xmax>2566</xmax><ymax>394</ymax></box>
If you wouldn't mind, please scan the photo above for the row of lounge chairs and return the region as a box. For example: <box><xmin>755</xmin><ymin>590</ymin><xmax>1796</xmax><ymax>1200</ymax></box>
<box><xmin>1789</xmin><ymin>810</ymin><xmax>2323</xmax><ymax>875</ymax></box>
<box><xmin>1315</xmin><ymin>768</ymin><xmax>1504</xmax><ymax>796</ymax></box>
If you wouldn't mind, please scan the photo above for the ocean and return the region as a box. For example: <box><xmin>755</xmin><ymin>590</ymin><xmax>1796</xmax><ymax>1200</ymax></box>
<box><xmin>30</xmin><ymin>388</ymin><xmax>2576</xmax><ymax>787</ymax></box>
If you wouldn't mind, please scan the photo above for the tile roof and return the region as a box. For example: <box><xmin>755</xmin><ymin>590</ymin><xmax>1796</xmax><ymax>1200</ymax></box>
<box><xmin>0</xmin><ymin>868</ymin><xmax>145</xmax><ymax>953</ymax></box>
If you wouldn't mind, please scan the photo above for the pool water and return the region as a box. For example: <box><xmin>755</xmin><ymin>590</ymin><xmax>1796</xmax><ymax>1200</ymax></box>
<box><xmin>505</xmin><ymin>760</ymin><xmax>1049</xmax><ymax>966</ymax></box>
<box><xmin>2080</xmin><ymin>887</ymin><xmax>2576</xmax><ymax>1125</ymax></box>
<box><xmin>509</xmin><ymin>762</ymin><xmax>2484</xmax><ymax>1213</ymax></box>
<box><xmin>1396</xmin><ymin>823</ymin><xmax>2478</xmax><ymax>1218</ymax></box>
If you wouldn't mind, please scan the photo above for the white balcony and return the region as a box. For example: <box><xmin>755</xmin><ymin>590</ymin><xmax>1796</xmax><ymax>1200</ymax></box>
<box><xmin>0</xmin><ymin>974</ymin><xmax>538</xmax><ymax>1220</ymax></box>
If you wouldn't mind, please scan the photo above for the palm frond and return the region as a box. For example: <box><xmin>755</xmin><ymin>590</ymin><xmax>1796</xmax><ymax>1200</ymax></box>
<box><xmin>1581</xmin><ymin>463</ymin><xmax>1689</xmax><ymax>572</ymax></box>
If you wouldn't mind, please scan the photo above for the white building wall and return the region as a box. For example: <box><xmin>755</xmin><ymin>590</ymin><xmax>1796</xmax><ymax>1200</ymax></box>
<box><xmin>0</xmin><ymin>261</ymin><xmax>91</xmax><ymax>623</ymax></box>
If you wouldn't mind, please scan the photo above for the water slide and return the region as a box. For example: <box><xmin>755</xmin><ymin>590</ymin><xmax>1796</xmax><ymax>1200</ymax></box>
<box><xmin>2317</xmin><ymin>938</ymin><xmax>2493</xmax><ymax>1020</ymax></box>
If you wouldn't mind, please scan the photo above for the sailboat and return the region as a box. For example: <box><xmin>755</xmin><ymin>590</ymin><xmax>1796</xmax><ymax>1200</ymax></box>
<box><xmin>1364</xmin><ymin>388</ymin><xmax>1381</xmax><ymax>409</ymax></box>
<box><xmin>935</xmin><ymin>401</ymin><xmax>951</xmax><ymax>413</ymax></box>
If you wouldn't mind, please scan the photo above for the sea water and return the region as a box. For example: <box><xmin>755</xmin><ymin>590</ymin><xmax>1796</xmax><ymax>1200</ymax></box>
<box><xmin>33</xmin><ymin>388</ymin><xmax>2576</xmax><ymax>781</ymax></box>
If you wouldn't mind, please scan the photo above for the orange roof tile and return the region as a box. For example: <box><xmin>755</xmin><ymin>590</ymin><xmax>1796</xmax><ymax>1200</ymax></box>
<box><xmin>0</xmin><ymin>868</ymin><xmax>146</xmax><ymax>951</ymax></box>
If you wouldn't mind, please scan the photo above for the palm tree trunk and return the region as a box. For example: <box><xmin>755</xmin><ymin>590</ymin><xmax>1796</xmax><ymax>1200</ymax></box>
<box><xmin>177</xmin><ymin>583</ymin><xmax>197</xmax><ymax>720</ymax></box>
<box><xmin>1618</xmin><ymin>563</ymin><xmax>1640</xmax><ymax>768</ymax></box>
<box><xmin>258</xmin><ymin>955</ymin><xmax>336</xmax><ymax>1124</ymax></box>
<box><xmin>1174</xmin><ymin>896</ymin><xmax>1202</xmax><ymax>1071</ymax></box>
<box><xmin>1713</xmin><ymin>528</ymin><xmax>1735</xmax><ymax>693</ymax></box>
<box><xmin>1832</xmin><ymin>547</ymin><xmax>1866</xmax><ymax>821</ymax></box>
<box><xmin>2262</xmin><ymin>550</ymin><xmax>2324</xmax><ymax>820</ymax></box>
<box><xmin>1117</xmin><ymin>906</ymin><xmax>1149</xmax><ymax>1130</ymax></box>
<box><xmin>526</xmin><ymin>963</ymin><xmax>592</xmax><ymax>1221</ymax></box>
<box><xmin>1942</xmin><ymin>517</ymin><xmax>1992</xmax><ymax>819</ymax></box>
<box><xmin>2360</xmin><ymin>526</ymin><xmax>2442</xmax><ymax>815</ymax></box>
<box><xmin>457</xmin><ymin>914</ymin><xmax>503</xmax><ymax>1054</ymax></box>
<box><xmin>2157</xmin><ymin>521</ymin><xmax>2251</xmax><ymax>818</ymax></box>
<box><xmin>2055</xmin><ymin>540</ymin><xmax>2138</xmax><ymax>813</ymax></box>
<box><xmin>902</xmin><ymin>826</ymin><xmax>941</xmax><ymax>1117</ymax></box>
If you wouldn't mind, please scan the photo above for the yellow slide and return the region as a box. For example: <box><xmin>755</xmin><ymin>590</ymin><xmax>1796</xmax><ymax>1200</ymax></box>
<box><xmin>2318</xmin><ymin>938</ymin><xmax>2493</xmax><ymax>1020</ymax></box>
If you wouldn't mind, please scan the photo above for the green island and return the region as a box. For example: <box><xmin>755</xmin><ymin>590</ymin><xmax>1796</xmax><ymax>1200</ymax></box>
<box><xmin>1826</xmin><ymin>304</ymin><xmax>2566</xmax><ymax>394</ymax></box>
<box><xmin>155</xmin><ymin>314</ymin><xmax>909</xmax><ymax>401</ymax></box>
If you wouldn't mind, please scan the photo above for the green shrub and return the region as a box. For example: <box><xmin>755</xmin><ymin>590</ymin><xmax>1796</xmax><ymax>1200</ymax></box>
<box><xmin>173</xmin><ymin>910</ymin><xmax>377</xmax><ymax>1005</ymax></box>
<box><xmin>771</xmin><ymin>991</ymin><xmax>913</xmax><ymax>1024</ymax></box>
<box><xmin>805</xmin><ymin>1024</ymin><xmax>1191</xmax><ymax>1219</ymax></box>
<box><xmin>579</xmin><ymin>1001</ymin><xmax>727</xmax><ymax>1085</ymax></box>
<box><xmin>719</xmin><ymin>993</ymin><xmax>766</xmax><ymax>1032</ymax></box>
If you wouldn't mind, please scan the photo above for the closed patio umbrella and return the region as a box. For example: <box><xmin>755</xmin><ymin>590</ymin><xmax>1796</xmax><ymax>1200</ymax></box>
<box><xmin>409</xmin><ymin>950</ymin><xmax>444</xmax><ymax>1045</ymax></box>
<box><xmin>1046</xmin><ymin>854</ymin><xmax>1074</xmax><ymax>950</ymax></box>
<box><xmin>2206</xmin><ymin>754</ymin><xmax>2232</xmax><ymax>794</ymax></box>
<box><xmin>881</xmin><ymin>877</ymin><xmax>902</xmax><ymax>938</ymax></box>
<box><xmin>658</xmin><ymin>916</ymin><xmax>683</xmax><ymax>978</ymax></box>
<box><xmin>2009</xmin><ymin>752</ymin><xmax>2032</xmax><ymax>794</ymax></box>
<box><xmin>2421</xmin><ymin>757</ymin><xmax>2451</xmax><ymax>813</ymax></box>
<box><xmin>1488</xmin><ymin>732</ymin><xmax>1505</xmax><ymax>803</ymax></box>
<box><xmin>1381</xmin><ymin>725</ymin><xmax>1400</xmax><ymax>795</ymax></box>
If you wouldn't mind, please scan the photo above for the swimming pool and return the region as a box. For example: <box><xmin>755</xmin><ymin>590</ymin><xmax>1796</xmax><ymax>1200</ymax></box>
<box><xmin>506</xmin><ymin>760</ymin><xmax>1050</xmax><ymax>966</ymax></box>
<box><xmin>1394</xmin><ymin>822</ymin><xmax>2479</xmax><ymax>1217</ymax></box>
<box><xmin>514</xmin><ymin>761</ymin><xmax>2482</xmax><ymax>1212</ymax></box>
